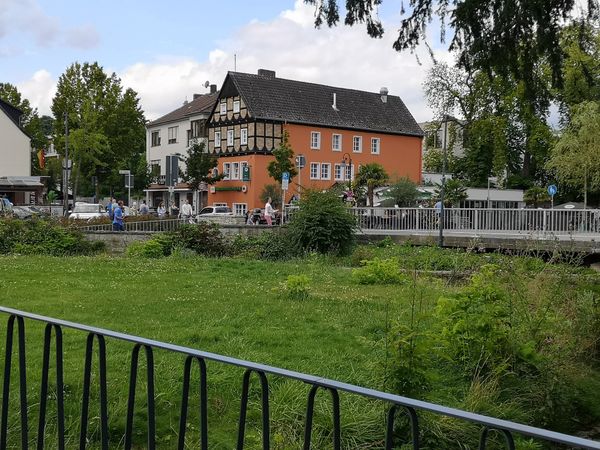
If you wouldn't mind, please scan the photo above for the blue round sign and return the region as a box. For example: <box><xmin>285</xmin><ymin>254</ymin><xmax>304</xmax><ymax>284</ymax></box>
<box><xmin>547</xmin><ymin>184</ymin><xmax>557</xmax><ymax>196</ymax></box>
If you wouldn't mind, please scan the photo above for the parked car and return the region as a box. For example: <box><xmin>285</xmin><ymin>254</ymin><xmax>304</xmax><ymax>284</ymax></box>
<box><xmin>10</xmin><ymin>205</ymin><xmax>51</xmax><ymax>220</ymax></box>
<box><xmin>69</xmin><ymin>203</ymin><xmax>109</xmax><ymax>221</ymax></box>
<box><xmin>196</xmin><ymin>206</ymin><xmax>233</xmax><ymax>219</ymax></box>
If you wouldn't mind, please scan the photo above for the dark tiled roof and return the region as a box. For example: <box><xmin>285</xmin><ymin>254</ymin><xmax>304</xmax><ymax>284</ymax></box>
<box><xmin>148</xmin><ymin>92</ymin><xmax>219</xmax><ymax>127</ymax></box>
<box><xmin>228</xmin><ymin>72</ymin><xmax>424</xmax><ymax>137</ymax></box>
<box><xmin>0</xmin><ymin>98</ymin><xmax>29</xmax><ymax>138</ymax></box>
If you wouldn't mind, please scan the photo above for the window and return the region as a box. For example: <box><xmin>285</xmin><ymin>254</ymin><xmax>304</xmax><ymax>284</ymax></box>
<box><xmin>346</xmin><ymin>164</ymin><xmax>354</xmax><ymax>181</ymax></box>
<box><xmin>332</xmin><ymin>134</ymin><xmax>342</xmax><ymax>151</ymax></box>
<box><xmin>214</xmin><ymin>203</ymin><xmax>228</xmax><ymax>207</ymax></box>
<box><xmin>241</xmin><ymin>128</ymin><xmax>248</xmax><ymax>145</ymax></box>
<box><xmin>191</xmin><ymin>120</ymin><xmax>204</xmax><ymax>138</ymax></box>
<box><xmin>371</xmin><ymin>137</ymin><xmax>380</xmax><ymax>154</ymax></box>
<box><xmin>310</xmin><ymin>131</ymin><xmax>321</xmax><ymax>149</ymax></box>
<box><xmin>151</xmin><ymin>131</ymin><xmax>161</xmax><ymax>147</ymax></box>
<box><xmin>220</xmin><ymin>102</ymin><xmax>226</xmax><ymax>115</ymax></box>
<box><xmin>150</xmin><ymin>159</ymin><xmax>161</xmax><ymax>178</ymax></box>
<box><xmin>334</xmin><ymin>164</ymin><xmax>343</xmax><ymax>181</ymax></box>
<box><xmin>231</xmin><ymin>162</ymin><xmax>240</xmax><ymax>180</ymax></box>
<box><xmin>352</xmin><ymin>136</ymin><xmax>362</xmax><ymax>153</ymax></box>
<box><xmin>310</xmin><ymin>162</ymin><xmax>320</xmax><ymax>180</ymax></box>
<box><xmin>227</xmin><ymin>130</ymin><xmax>234</xmax><ymax>146</ymax></box>
<box><xmin>214</xmin><ymin>131</ymin><xmax>221</xmax><ymax>147</ymax></box>
<box><xmin>320</xmin><ymin>163</ymin><xmax>331</xmax><ymax>180</ymax></box>
<box><xmin>167</xmin><ymin>126</ymin><xmax>178</xmax><ymax>144</ymax></box>
<box><xmin>233</xmin><ymin>100</ymin><xmax>240</xmax><ymax>113</ymax></box>
<box><xmin>223</xmin><ymin>162</ymin><xmax>231</xmax><ymax>180</ymax></box>
<box><xmin>233</xmin><ymin>203</ymin><xmax>247</xmax><ymax>216</ymax></box>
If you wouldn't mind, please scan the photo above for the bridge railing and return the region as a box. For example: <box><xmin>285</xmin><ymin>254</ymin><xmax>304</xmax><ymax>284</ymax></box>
<box><xmin>77</xmin><ymin>218</ymin><xmax>192</xmax><ymax>233</ymax></box>
<box><xmin>350</xmin><ymin>207</ymin><xmax>600</xmax><ymax>234</ymax></box>
<box><xmin>0</xmin><ymin>306</ymin><xmax>598</xmax><ymax>449</ymax></box>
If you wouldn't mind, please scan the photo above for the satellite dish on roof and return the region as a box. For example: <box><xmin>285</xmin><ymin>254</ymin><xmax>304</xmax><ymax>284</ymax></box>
<box><xmin>204</xmin><ymin>81</ymin><xmax>210</xmax><ymax>88</ymax></box>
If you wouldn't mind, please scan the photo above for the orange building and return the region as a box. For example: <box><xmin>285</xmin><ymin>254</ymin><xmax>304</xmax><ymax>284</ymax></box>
<box><xmin>206</xmin><ymin>69</ymin><xmax>423</xmax><ymax>215</ymax></box>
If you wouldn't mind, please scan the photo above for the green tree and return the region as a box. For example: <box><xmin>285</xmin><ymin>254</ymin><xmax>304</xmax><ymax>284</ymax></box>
<box><xmin>267</xmin><ymin>130</ymin><xmax>298</xmax><ymax>184</ymax></box>
<box><xmin>260</xmin><ymin>184</ymin><xmax>282</xmax><ymax>209</ymax></box>
<box><xmin>51</xmin><ymin>62</ymin><xmax>147</xmax><ymax>199</ymax></box>
<box><xmin>388</xmin><ymin>177</ymin><xmax>419</xmax><ymax>207</ymax></box>
<box><xmin>546</xmin><ymin>101</ymin><xmax>600</xmax><ymax>207</ymax></box>
<box><xmin>354</xmin><ymin>163</ymin><xmax>389</xmax><ymax>207</ymax></box>
<box><xmin>305</xmin><ymin>0</ymin><xmax>597</xmax><ymax>99</ymax></box>
<box><xmin>182</xmin><ymin>141</ymin><xmax>225</xmax><ymax>209</ymax></box>
<box><xmin>524</xmin><ymin>187</ymin><xmax>550</xmax><ymax>208</ymax></box>
<box><xmin>435</xmin><ymin>178</ymin><xmax>468</xmax><ymax>207</ymax></box>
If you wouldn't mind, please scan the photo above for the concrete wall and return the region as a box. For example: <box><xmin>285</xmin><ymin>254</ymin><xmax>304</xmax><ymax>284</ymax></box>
<box><xmin>0</xmin><ymin>110</ymin><xmax>30</xmax><ymax>177</ymax></box>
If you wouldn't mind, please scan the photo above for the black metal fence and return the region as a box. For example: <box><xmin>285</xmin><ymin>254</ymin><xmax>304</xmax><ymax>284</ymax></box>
<box><xmin>1</xmin><ymin>306</ymin><xmax>598</xmax><ymax>449</ymax></box>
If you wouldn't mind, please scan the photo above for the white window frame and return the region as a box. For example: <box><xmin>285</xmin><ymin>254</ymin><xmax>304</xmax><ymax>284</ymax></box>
<box><xmin>227</xmin><ymin>129</ymin><xmax>234</xmax><ymax>146</ymax></box>
<box><xmin>334</xmin><ymin>164</ymin><xmax>343</xmax><ymax>181</ymax></box>
<box><xmin>352</xmin><ymin>136</ymin><xmax>362</xmax><ymax>153</ymax></box>
<box><xmin>220</xmin><ymin>102</ymin><xmax>226</xmax><ymax>115</ymax></box>
<box><xmin>310</xmin><ymin>131</ymin><xmax>321</xmax><ymax>150</ymax></box>
<box><xmin>223</xmin><ymin>162</ymin><xmax>231</xmax><ymax>180</ymax></box>
<box><xmin>214</xmin><ymin>131</ymin><xmax>221</xmax><ymax>148</ymax></box>
<box><xmin>168</xmin><ymin>126</ymin><xmax>178</xmax><ymax>144</ymax></box>
<box><xmin>231</xmin><ymin>162</ymin><xmax>240</xmax><ymax>180</ymax></box>
<box><xmin>233</xmin><ymin>100</ymin><xmax>240</xmax><ymax>113</ymax></box>
<box><xmin>320</xmin><ymin>163</ymin><xmax>331</xmax><ymax>180</ymax></box>
<box><xmin>241</xmin><ymin>128</ymin><xmax>248</xmax><ymax>145</ymax></box>
<box><xmin>233</xmin><ymin>203</ymin><xmax>247</xmax><ymax>216</ymax></box>
<box><xmin>332</xmin><ymin>134</ymin><xmax>342</xmax><ymax>151</ymax></box>
<box><xmin>309</xmin><ymin>162</ymin><xmax>320</xmax><ymax>180</ymax></box>
<box><xmin>371</xmin><ymin>137</ymin><xmax>380</xmax><ymax>154</ymax></box>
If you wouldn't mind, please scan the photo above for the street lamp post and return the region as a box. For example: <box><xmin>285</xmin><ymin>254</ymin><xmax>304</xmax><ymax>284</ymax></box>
<box><xmin>341</xmin><ymin>152</ymin><xmax>352</xmax><ymax>187</ymax></box>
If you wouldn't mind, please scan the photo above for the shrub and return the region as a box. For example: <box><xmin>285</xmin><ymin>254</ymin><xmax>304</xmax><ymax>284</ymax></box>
<box><xmin>352</xmin><ymin>257</ymin><xmax>408</xmax><ymax>285</ymax></box>
<box><xmin>349</xmin><ymin>245</ymin><xmax>375</xmax><ymax>267</ymax></box>
<box><xmin>172</xmin><ymin>223</ymin><xmax>230</xmax><ymax>257</ymax></box>
<box><xmin>230</xmin><ymin>229</ymin><xmax>301</xmax><ymax>260</ymax></box>
<box><xmin>280</xmin><ymin>274</ymin><xmax>311</xmax><ymax>300</ymax></box>
<box><xmin>0</xmin><ymin>218</ymin><xmax>104</xmax><ymax>256</ymax></box>
<box><xmin>286</xmin><ymin>189</ymin><xmax>356</xmax><ymax>256</ymax></box>
<box><xmin>126</xmin><ymin>240</ymin><xmax>166</xmax><ymax>258</ymax></box>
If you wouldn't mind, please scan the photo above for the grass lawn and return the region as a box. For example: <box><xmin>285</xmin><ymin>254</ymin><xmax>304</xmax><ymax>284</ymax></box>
<box><xmin>0</xmin><ymin>254</ymin><xmax>442</xmax><ymax>449</ymax></box>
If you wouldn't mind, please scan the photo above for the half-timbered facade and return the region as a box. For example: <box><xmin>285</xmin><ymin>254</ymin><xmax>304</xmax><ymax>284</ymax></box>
<box><xmin>206</xmin><ymin>69</ymin><xmax>424</xmax><ymax>213</ymax></box>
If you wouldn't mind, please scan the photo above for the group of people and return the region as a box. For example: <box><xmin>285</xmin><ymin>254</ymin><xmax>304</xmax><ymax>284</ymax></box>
<box><xmin>105</xmin><ymin>198</ymin><xmax>126</xmax><ymax>231</ymax></box>
<box><xmin>155</xmin><ymin>199</ymin><xmax>193</xmax><ymax>220</ymax></box>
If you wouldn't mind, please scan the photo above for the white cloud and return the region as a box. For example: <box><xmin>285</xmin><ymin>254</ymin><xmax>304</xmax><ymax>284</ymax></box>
<box><xmin>16</xmin><ymin>69</ymin><xmax>56</xmax><ymax>115</ymax></box>
<box><xmin>20</xmin><ymin>0</ymin><xmax>450</xmax><ymax>122</ymax></box>
<box><xmin>64</xmin><ymin>24</ymin><xmax>100</xmax><ymax>50</ymax></box>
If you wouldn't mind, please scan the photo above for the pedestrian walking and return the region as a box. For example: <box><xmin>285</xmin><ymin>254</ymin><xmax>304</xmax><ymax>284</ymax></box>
<box><xmin>139</xmin><ymin>200</ymin><xmax>149</xmax><ymax>215</ymax></box>
<box><xmin>264</xmin><ymin>197</ymin><xmax>275</xmax><ymax>226</ymax></box>
<box><xmin>180</xmin><ymin>199</ymin><xmax>193</xmax><ymax>222</ymax></box>
<box><xmin>157</xmin><ymin>201</ymin><xmax>166</xmax><ymax>218</ymax></box>
<box><xmin>112</xmin><ymin>200</ymin><xmax>125</xmax><ymax>231</ymax></box>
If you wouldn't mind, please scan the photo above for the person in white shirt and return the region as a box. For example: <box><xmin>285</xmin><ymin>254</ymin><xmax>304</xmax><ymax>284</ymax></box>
<box><xmin>264</xmin><ymin>197</ymin><xmax>275</xmax><ymax>226</ymax></box>
<box><xmin>180</xmin><ymin>199</ymin><xmax>193</xmax><ymax>221</ymax></box>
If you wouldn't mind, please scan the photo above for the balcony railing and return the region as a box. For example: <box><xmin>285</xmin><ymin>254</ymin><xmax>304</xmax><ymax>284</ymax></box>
<box><xmin>0</xmin><ymin>307</ymin><xmax>598</xmax><ymax>449</ymax></box>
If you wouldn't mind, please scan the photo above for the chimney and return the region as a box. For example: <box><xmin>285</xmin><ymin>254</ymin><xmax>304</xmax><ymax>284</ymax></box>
<box><xmin>380</xmin><ymin>87</ymin><xmax>388</xmax><ymax>103</ymax></box>
<box><xmin>193</xmin><ymin>93</ymin><xmax>201</xmax><ymax>100</ymax></box>
<box><xmin>332</xmin><ymin>92</ymin><xmax>338</xmax><ymax>111</ymax></box>
<box><xmin>210</xmin><ymin>84</ymin><xmax>217</xmax><ymax>93</ymax></box>
<box><xmin>257</xmin><ymin>69</ymin><xmax>276</xmax><ymax>78</ymax></box>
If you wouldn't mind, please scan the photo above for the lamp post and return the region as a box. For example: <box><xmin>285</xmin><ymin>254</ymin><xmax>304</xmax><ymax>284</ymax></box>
<box><xmin>341</xmin><ymin>152</ymin><xmax>352</xmax><ymax>185</ymax></box>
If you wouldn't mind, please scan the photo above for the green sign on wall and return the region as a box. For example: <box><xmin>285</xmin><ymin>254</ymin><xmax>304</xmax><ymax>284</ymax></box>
<box><xmin>242</xmin><ymin>166</ymin><xmax>251</xmax><ymax>181</ymax></box>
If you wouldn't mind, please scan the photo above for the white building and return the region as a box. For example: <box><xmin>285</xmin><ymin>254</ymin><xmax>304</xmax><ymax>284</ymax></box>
<box><xmin>418</xmin><ymin>116</ymin><xmax>466</xmax><ymax>159</ymax></box>
<box><xmin>145</xmin><ymin>87</ymin><xmax>218</xmax><ymax>211</ymax></box>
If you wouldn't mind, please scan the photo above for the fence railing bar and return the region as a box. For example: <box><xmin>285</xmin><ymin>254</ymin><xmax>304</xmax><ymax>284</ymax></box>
<box><xmin>236</xmin><ymin>369</ymin><xmax>270</xmax><ymax>450</ymax></box>
<box><xmin>385</xmin><ymin>405</ymin><xmax>420</xmax><ymax>450</ymax></box>
<box><xmin>1</xmin><ymin>308</ymin><xmax>599</xmax><ymax>449</ymax></box>
<box><xmin>124</xmin><ymin>344</ymin><xmax>156</xmax><ymax>450</ymax></box>
<box><xmin>303</xmin><ymin>385</ymin><xmax>341</xmax><ymax>450</ymax></box>
<box><xmin>37</xmin><ymin>324</ymin><xmax>65</xmax><ymax>450</ymax></box>
<box><xmin>178</xmin><ymin>355</ymin><xmax>208</xmax><ymax>450</ymax></box>
<box><xmin>0</xmin><ymin>315</ymin><xmax>28</xmax><ymax>450</ymax></box>
<box><xmin>479</xmin><ymin>427</ymin><xmax>516</xmax><ymax>450</ymax></box>
<box><xmin>79</xmin><ymin>332</ymin><xmax>109</xmax><ymax>450</ymax></box>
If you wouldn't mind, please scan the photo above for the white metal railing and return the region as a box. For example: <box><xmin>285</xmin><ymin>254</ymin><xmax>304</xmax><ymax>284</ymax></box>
<box><xmin>348</xmin><ymin>207</ymin><xmax>600</xmax><ymax>235</ymax></box>
<box><xmin>78</xmin><ymin>218</ymin><xmax>192</xmax><ymax>233</ymax></box>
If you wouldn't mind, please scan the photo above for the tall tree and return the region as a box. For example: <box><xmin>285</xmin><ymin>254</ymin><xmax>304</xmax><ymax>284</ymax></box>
<box><xmin>267</xmin><ymin>130</ymin><xmax>298</xmax><ymax>183</ymax></box>
<box><xmin>546</xmin><ymin>101</ymin><xmax>600</xmax><ymax>207</ymax></box>
<box><xmin>354</xmin><ymin>163</ymin><xmax>389</xmax><ymax>207</ymax></box>
<box><xmin>51</xmin><ymin>62</ymin><xmax>147</xmax><ymax>200</ymax></box>
<box><xmin>305</xmin><ymin>0</ymin><xmax>599</xmax><ymax>98</ymax></box>
<box><xmin>182</xmin><ymin>141</ymin><xmax>225</xmax><ymax>209</ymax></box>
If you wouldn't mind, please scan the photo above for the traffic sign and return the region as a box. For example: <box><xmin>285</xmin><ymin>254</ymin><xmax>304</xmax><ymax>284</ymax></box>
<box><xmin>282</xmin><ymin>171</ymin><xmax>290</xmax><ymax>191</ymax></box>
<box><xmin>548</xmin><ymin>185</ymin><xmax>557</xmax><ymax>197</ymax></box>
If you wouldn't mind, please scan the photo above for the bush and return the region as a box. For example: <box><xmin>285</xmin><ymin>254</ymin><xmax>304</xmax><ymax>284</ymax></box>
<box><xmin>0</xmin><ymin>218</ymin><xmax>104</xmax><ymax>256</ymax></box>
<box><xmin>349</xmin><ymin>245</ymin><xmax>375</xmax><ymax>267</ymax></box>
<box><xmin>126</xmin><ymin>240</ymin><xmax>166</xmax><ymax>258</ymax></box>
<box><xmin>172</xmin><ymin>223</ymin><xmax>230</xmax><ymax>257</ymax></box>
<box><xmin>230</xmin><ymin>229</ymin><xmax>301</xmax><ymax>260</ymax></box>
<box><xmin>352</xmin><ymin>257</ymin><xmax>408</xmax><ymax>285</ymax></box>
<box><xmin>279</xmin><ymin>274</ymin><xmax>311</xmax><ymax>300</ymax></box>
<box><xmin>286</xmin><ymin>189</ymin><xmax>356</xmax><ymax>256</ymax></box>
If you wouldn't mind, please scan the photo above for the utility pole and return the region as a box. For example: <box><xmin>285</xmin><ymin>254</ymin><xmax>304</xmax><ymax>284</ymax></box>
<box><xmin>63</xmin><ymin>112</ymin><xmax>69</xmax><ymax>217</ymax></box>
<box><xmin>438</xmin><ymin>116</ymin><xmax>448</xmax><ymax>248</ymax></box>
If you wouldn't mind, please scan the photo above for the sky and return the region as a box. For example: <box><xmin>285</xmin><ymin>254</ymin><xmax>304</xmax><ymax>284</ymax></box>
<box><xmin>0</xmin><ymin>0</ymin><xmax>452</xmax><ymax>122</ymax></box>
